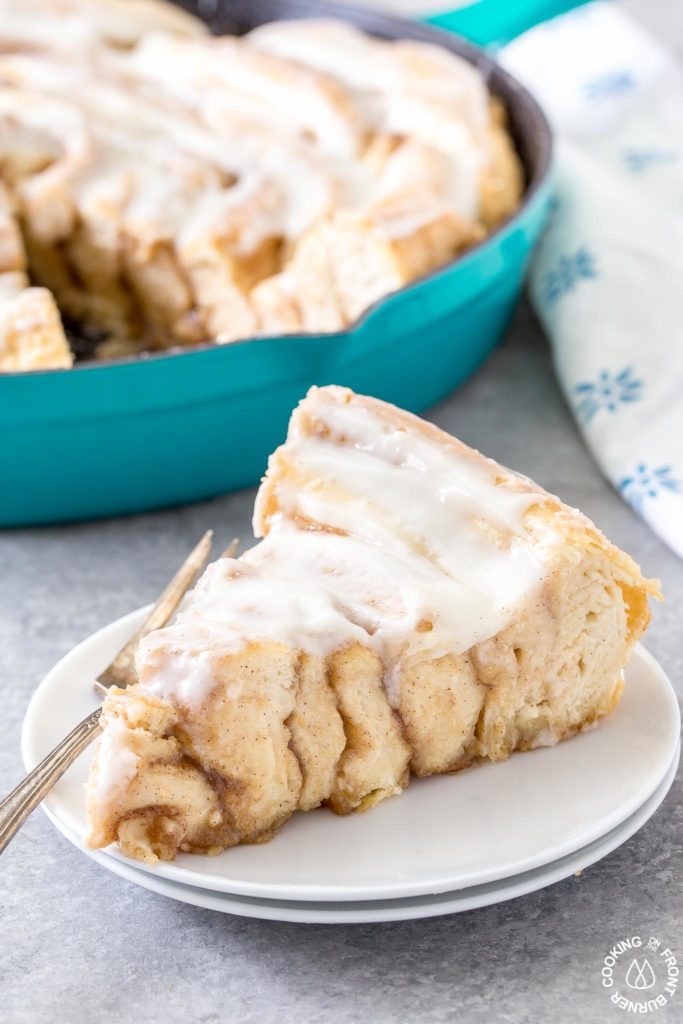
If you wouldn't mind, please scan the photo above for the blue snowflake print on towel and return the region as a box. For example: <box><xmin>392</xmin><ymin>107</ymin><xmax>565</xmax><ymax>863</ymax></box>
<box><xmin>623</xmin><ymin>148</ymin><xmax>679</xmax><ymax>173</ymax></box>
<box><xmin>619</xmin><ymin>465</ymin><xmax>680</xmax><ymax>515</ymax></box>
<box><xmin>541</xmin><ymin>247</ymin><xmax>597</xmax><ymax>306</ymax></box>
<box><xmin>574</xmin><ymin>367</ymin><xmax>643</xmax><ymax>425</ymax></box>
<box><xmin>583</xmin><ymin>70</ymin><xmax>636</xmax><ymax>102</ymax></box>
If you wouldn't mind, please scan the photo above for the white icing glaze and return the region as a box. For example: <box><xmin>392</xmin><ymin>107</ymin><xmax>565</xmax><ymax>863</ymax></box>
<box><xmin>138</xmin><ymin>389</ymin><xmax>559</xmax><ymax>709</ymax></box>
<box><xmin>529</xmin><ymin>728</ymin><xmax>561</xmax><ymax>749</ymax></box>
<box><xmin>0</xmin><ymin>51</ymin><xmax>360</xmax><ymax>250</ymax></box>
<box><xmin>247</xmin><ymin>19</ymin><xmax>491</xmax><ymax>218</ymax></box>
<box><xmin>91</xmin><ymin>714</ymin><xmax>139</xmax><ymax>812</ymax></box>
<box><xmin>247</xmin><ymin>20</ymin><xmax>489</xmax><ymax>140</ymax></box>
<box><xmin>130</xmin><ymin>32</ymin><xmax>365</xmax><ymax>159</ymax></box>
<box><xmin>1</xmin><ymin>12</ymin><xmax>498</xmax><ymax>296</ymax></box>
<box><xmin>0</xmin><ymin>0</ymin><xmax>203</xmax><ymax>54</ymax></box>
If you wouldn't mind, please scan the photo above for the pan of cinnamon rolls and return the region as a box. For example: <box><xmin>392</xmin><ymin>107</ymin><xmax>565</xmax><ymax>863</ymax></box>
<box><xmin>0</xmin><ymin>0</ymin><xmax>552</xmax><ymax>524</ymax></box>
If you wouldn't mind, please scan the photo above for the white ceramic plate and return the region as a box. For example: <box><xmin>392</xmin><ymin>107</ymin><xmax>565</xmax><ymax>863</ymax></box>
<box><xmin>22</xmin><ymin>605</ymin><xmax>681</xmax><ymax>902</ymax></box>
<box><xmin>30</xmin><ymin>744</ymin><xmax>681</xmax><ymax>924</ymax></box>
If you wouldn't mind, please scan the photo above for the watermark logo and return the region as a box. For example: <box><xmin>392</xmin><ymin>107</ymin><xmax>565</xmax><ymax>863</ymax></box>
<box><xmin>625</xmin><ymin>957</ymin><xmax>656</xmax><ymax>991</ymax></box>
<box><xmin>601</xmin><ymin>935</ymin><xmax>678</xmax><ymax>1013</ymax></box>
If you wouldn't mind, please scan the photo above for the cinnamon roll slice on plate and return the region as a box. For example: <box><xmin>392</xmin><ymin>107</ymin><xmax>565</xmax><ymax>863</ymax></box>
<box><xmin>85</xmin><ymin>387</ymin><xmax>658</xmax><ymax>863</ymax></box>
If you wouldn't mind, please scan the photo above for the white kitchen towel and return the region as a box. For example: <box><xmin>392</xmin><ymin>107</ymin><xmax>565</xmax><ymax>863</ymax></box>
<box><xmin>500</xmin><ymin>2</ymin><xmax>683</xmax><ymax>557</ymax></box>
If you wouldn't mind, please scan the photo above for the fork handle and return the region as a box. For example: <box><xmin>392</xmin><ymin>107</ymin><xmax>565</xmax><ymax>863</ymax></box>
<box><xmin>0</xmin><ymin>708</ymin><xmax>102</xmax><ymax>854</ymax></box>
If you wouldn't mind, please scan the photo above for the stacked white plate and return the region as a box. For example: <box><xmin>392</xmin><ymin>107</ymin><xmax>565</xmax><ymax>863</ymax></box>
<box><xmin>22</xmin><ymin>608</ymin><xmax>681</xmax><ymax>924</ymax></box>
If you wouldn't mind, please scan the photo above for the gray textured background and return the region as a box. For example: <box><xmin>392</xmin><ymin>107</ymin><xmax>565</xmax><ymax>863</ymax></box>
<box><xmin>1</xmin><ymin>3</ymin><xmax>681</xmax><ymax>1023</ymax></box>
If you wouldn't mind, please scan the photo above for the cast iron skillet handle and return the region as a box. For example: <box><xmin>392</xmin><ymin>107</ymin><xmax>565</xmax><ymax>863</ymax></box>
<box><xmin>0</xmin><ymin>710</ymin><xmax>101</xmax><ymax>855</ymax></box>
<box><xmin>423</xmin><ymin>0</ymin><xmax>592</xmax><ymax>48</ymax></box>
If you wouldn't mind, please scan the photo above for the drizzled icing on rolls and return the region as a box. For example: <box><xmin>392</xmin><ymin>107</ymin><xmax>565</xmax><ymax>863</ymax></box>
<box><xmin>247</xmin><ymin>19</ymin><xmax>491</xmax><ymax>219</ymax></box>
<box><xmin>1</xmin><ymin>7</ymin><xmax>524</xmax><ymax>357</ymax></box>
<box><xmin>138</xmin><ymin>387</ymin><xmax>561</xmax><ymax>708</ymax></box>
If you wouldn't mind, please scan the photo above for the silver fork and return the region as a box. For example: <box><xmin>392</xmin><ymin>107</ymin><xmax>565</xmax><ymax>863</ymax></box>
<box><xmin>0</xmin><ymin>531</ymin><xmax>215</xmax><ymax>855</ymax></box>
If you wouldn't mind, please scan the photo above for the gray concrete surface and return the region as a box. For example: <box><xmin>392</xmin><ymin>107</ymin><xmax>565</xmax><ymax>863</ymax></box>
<box><xmin>1</xmin><ymin>2</ymin><xmax>681</xmax><ymax>1020</ymax></box>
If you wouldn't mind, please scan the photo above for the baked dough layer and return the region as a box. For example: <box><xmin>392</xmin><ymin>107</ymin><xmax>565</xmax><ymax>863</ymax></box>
<box><xmin>0</xmin><ymin>183</ymin><xmax>72</xmax><ymax>371</ymax></box>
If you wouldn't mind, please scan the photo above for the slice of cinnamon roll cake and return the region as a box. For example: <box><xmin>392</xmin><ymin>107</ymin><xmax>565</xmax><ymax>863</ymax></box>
<box><xmin>86</xmin><ymin>387</ymin><xmax>659</xmax><ymax>862</ymax></box>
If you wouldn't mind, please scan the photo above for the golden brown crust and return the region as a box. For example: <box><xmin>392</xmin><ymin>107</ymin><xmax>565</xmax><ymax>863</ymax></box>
<box><xmin>480</xmin><ymin>97</ymin><xmax>525</xmax><ymax>231</ymax></box>
<box><xmin>0</xmin><ymin>182</ymin><xmax>73</xmax><ymax>370</ymax></box>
